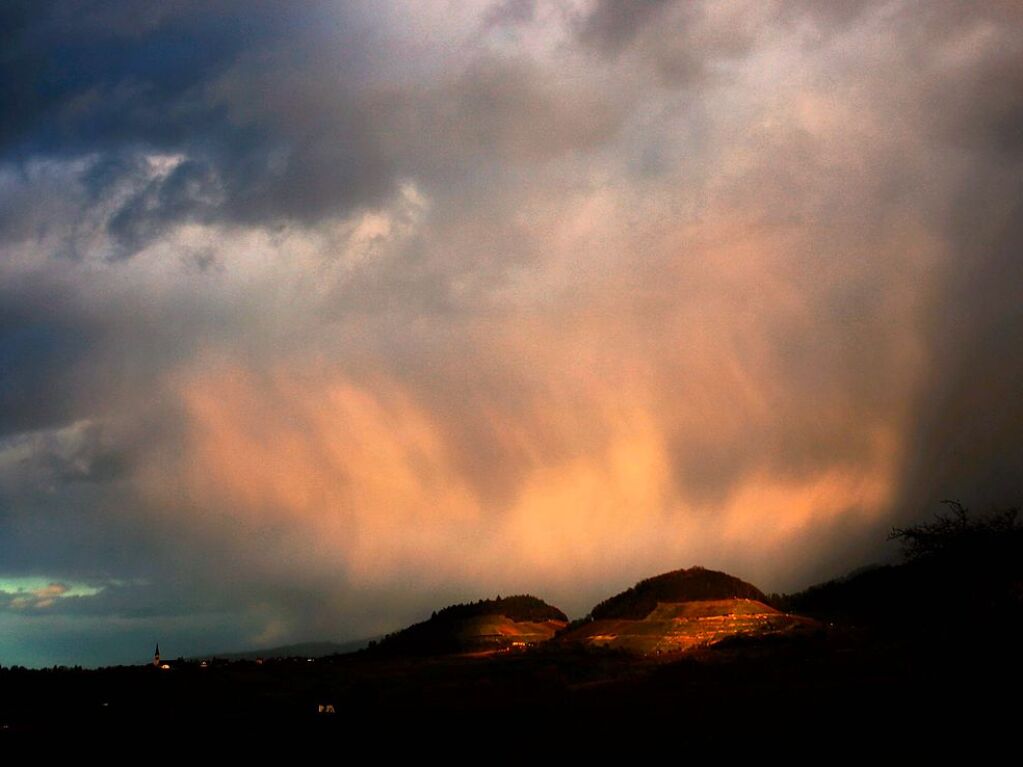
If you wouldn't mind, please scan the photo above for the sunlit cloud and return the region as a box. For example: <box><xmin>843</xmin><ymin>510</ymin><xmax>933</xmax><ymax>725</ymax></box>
<box><xmin>0</xmin><ymin>578</ymin><xmax>104</xmax><ymax>611</ymax></box>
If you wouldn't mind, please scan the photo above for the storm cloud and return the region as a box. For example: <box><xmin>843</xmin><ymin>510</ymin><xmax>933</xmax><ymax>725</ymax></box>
<box><xmin>2</xmin><ymin>1</ymin><xmax>1022</xmax><ymax>666</ymax></box>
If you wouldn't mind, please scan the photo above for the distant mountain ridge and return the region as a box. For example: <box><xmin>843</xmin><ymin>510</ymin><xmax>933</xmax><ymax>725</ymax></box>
<box><xmin>195</xmin><ymin>639</ymin><xmax>372</xmax><ymax>661</ymax></box>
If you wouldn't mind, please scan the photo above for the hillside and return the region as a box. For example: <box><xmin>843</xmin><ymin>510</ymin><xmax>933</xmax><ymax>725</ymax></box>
<box><xmin>370</xmin><ymin>595</ymin><xmax>568</xmax><ymax>656</ymax></box>
<box><xmin>589</xmin><ymin>566</ymin><xmax>770</xmax><ymax>620</ymax></box>
<box><xmin>783</xmin><ymin>529</ymin><xmax>1023</xmax><ymax>630</ymax></box>
<box><xmin>560</xmin><ymin>567</ymin><xmax>814</xmax><ymax>655</ymax></box>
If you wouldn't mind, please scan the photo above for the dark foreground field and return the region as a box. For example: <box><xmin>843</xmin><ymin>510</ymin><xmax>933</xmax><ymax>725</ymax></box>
<box><xmin>3</xmin><ymin>620</ymin><xmax>1020</xmax><ymax>740</ymax></box>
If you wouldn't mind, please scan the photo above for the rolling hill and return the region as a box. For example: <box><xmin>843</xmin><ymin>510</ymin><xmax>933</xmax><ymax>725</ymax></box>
<box><xmin>370</xmin><ymin>594</ymin><xmax>568</xmax><ymax>656</ymax></box>
<box><xmin>560</xmin><ymin>566</ymin><xmax>817</xmax><ymax>654</ymax></box>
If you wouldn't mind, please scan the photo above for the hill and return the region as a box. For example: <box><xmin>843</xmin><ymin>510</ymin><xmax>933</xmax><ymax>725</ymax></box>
<box><xmin>370</xmin><ymin>595</ymin><xmax>568</xmax><ymax>656</ymax></box>
<box><xmin>428</xmin><ymin>594</ymin><xmax>567</xmax><ymax>624</ymax></box>
<box><xmin>589</xmin><ymin>566</ymin><xmax>770</xmax><ymax>620</ymax></box>
<box><xmin>560</xmin><ymin>566</ymin><xmax>814</xmax><ymax>655</ymax></box>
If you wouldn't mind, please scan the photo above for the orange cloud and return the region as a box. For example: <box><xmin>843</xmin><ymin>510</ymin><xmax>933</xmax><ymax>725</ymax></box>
<box><xmin>138</xmin><ymin>314</ymin><xmax>910</xmax><ymax>607</ymax></box>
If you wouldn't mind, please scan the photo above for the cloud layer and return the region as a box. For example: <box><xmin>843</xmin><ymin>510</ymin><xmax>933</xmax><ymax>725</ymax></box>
<box><xmin>2</xmin><ymin>0</ymin><xmax>1022</xmax><ymax>666</ymax></box>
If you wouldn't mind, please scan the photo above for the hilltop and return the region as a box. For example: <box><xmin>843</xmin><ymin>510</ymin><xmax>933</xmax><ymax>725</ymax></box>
<box><xmin>559</xmin><ymin>566</ymin><xmax>815</xmax><ymax>654</ymax></box>
<box><xmin>369</xmin><ymin>594</ymin><xmax>568</xmax><ymax>656</ymax></box>
<box><xmin>588</xmin><ymin>566</ymin><xmax>770</xmax><ymax>620</ymax></box>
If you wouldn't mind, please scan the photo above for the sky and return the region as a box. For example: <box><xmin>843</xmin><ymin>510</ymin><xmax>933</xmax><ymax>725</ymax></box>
<box><xmin>1</xmin><ymin>0</ymin><xmax>1022</xmax><ymax>667</ymax></box>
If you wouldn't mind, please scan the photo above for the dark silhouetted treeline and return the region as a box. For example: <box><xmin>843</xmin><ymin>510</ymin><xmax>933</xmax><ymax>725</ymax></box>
<box><xmin>430</xmin><ymin>594</ymin><xmax>567</xmax><ymax>624</ymax></box>
<box><xmin>782</xmin><ymin>501</ymin><xmax>1023</xmax><ymax>634</ymax></box>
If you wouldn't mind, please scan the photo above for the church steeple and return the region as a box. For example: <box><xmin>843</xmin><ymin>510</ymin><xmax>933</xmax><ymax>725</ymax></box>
<box><xmin>153</xmin><ymin>642</ymin><xmax>160</xmax><ymax>667</ymax></box>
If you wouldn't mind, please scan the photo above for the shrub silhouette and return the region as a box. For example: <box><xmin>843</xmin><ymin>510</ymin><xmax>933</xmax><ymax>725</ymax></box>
<box><xmin>888</xmin><ymin>499</ymin><xmax>1021</xmax><ymax>563</ymax></box>
<box><xmin>788</xmin><ymin>499</ymin><xmax>1023</xmax><ymax>627</ymax></box>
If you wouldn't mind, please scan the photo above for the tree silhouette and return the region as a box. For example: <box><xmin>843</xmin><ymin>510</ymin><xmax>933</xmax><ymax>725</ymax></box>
<box><xmin>888</xmin><ymin>499</ymin><xmax>1020</xmax><ymax>562</ymax></box>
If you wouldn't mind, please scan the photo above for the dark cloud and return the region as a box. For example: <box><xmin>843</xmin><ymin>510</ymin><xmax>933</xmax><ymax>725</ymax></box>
<box><xmin>1</xmin><ymin>1</ymin><xmax>625</xmax><ymax>257</ymax></box>
<box><xmin>576</xmin><ymin>0</ymin><xmax>762</xmax><ymax>84</ymax></box>
<box><xmin>482</xmin><ymin>0</ymin><xmax>538</xmax><ymax>29</ymax></box>
<box><xmin>895</xmin><ymin>162</ymin><xmax>1023</xmax><ymax>520</ymax></box>
<box><xmin>0</xmin><ymin>1</ymin><xmax>389</xmax><ymax>251</ymax></box>
<box><xmin>0</xmin><ymin>1</ymin><xmax>276</xmax><ymax>150</ymax></box>
<box><xmin>0</xmin><ymin>281</ymin><xmax>94</xmax><ymax>437</ymax></box>
<box><xmin>104</xmin><ymin>158</ymin><xmax>223</xmax><ymax>256</ymax></box>
<box><xmin>577</xmin><ymin>0</ymin><xmax>677</xmax><ymax>54</ymax></box>
<box><xmin>927</xmin><ymin>40</ymin><xmax>1023</xmax><ymax>157</ymax></box>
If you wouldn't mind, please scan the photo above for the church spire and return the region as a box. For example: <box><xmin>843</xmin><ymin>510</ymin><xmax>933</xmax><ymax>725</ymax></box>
<box><xmin>153</xmin><ymin>642</ymin><xmax>160</xmax><ymax>667</ymax></box>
